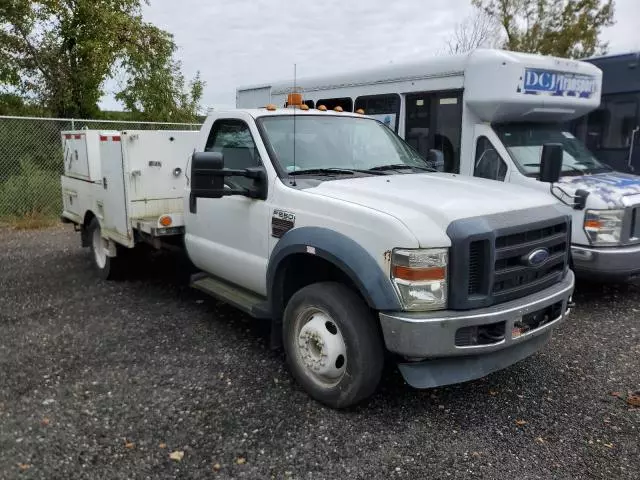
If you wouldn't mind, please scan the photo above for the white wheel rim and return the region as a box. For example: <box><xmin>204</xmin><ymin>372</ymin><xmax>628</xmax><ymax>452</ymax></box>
<box><xmin>295</xmin><ymin>308</ymin><xmax>347</xmax><ymax>386</ymax></box>
<box><xmin>92</xmin><ymin>225</ymin><xmax>107</xmax><ymax>269</ymax></box>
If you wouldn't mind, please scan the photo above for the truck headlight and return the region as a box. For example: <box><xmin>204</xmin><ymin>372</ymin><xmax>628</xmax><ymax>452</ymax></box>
<box><xmin>391</xmin><ymin>248</ymin><xmax>448</xmax><ymax>311</ymax></box>
<box><xmin>584</xmin><ymin>209</ymin><xmax>625</xmax><ymax>246</ymax></box>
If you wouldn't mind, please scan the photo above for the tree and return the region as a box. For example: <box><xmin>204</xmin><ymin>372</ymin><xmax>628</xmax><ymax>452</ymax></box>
<box><xmin>446</xmin><ymin>8</ymin><xmax>503</xmax><ymax>55</ymax></box>
<box><xmin>0</xmin><ymin>0</ymin><xmax>203</xmax><ymax>120</ymax></box>
<box><xmin>472</xmin><ymin>0</ymin><xmax>615</xmax><ymax>58</ymax></box>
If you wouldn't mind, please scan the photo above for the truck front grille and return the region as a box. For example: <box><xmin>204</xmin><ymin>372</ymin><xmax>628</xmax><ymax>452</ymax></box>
<box><xmin>492</xmin><ymin>222</ymin><xmax>567</xmax><ymax>303</ymax></box>
<box><xmin>631</xmin><ymin>207</ymin><xmax>640</xmax><ymax>240</ymax></box>
<box><xmin>446</xmin><ymin>207</ymin><xmax>571</xmax><ymax>311</ymax></box>
<box><xmin>468</xmin><ymin>240</ymin><xmax>488</xmax><ymax>295</ymax></box>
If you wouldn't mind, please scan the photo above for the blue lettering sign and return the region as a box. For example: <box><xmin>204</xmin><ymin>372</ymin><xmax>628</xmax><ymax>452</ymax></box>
<box><xmin>522</xmin><ymin>68</ymin><xmax>596</xmax><ymax>98</ymax></box>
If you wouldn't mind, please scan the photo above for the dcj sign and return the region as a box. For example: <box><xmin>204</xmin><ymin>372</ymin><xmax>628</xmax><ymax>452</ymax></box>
<box><xmin>522</xmin><ymin>68</ymin><xmax>597</xmax><ymax>98</ymax></box>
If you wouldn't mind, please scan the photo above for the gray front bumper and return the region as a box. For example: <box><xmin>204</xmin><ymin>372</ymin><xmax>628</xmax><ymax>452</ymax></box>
<box><xmin>572</xmin><ymin>244</ymin><xmax>640</xmax><ymax>281</ymax></box>
<box><xmin>379</xmin><ymin>270</ymin><xmax>575</xmax><ymax>359</ymax></box>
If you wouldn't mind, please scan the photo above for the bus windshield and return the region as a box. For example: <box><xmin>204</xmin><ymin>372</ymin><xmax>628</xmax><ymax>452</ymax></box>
<box><xmin>258</xmin><ymin>115</ymin><xmax>432</xmax><ymax>176</ymax></box>
<box><xmin>494</xmin><ymin>123</ymin><xmax>612</xmax><ymax>176</ymax></box>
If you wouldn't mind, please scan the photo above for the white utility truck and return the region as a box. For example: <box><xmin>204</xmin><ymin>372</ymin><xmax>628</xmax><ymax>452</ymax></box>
<box><xmin>61</xmin><ymin>102</ymin><xmax>575</xmax><ymax>408</ymax></box>
<box><xmin>238</xmin><ymin>49</ymin><xmax>640</xmax><ymax>282</ymax></box>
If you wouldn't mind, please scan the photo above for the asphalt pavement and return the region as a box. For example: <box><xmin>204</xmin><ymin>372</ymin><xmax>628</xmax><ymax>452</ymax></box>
<box><xmin>0</xmin><ymin>225</ymin><xmax>638</xmax><ymax>479</ymax></box>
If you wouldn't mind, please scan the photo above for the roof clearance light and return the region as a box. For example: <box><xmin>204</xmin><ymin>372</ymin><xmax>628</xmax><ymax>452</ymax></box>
<box><xmin>287</xmin><ymin>92</ymin><xmax>303</xmax><ymax>106</ymax></box>
<box><xmin>355</xmin><ymin>108</ymin><xmax>365</xmax><ymax>115</ymax></box>
<box><xmin>333</xmin><ymin>106</ymin><xmax>343</xmax><ymax>112</ymax></box>
<box><xmin>265</xmin><ymin>104</ymin><xmax>277</xmax><ymax>111</ymax></box>
<box><xmin>317</xmin><ymin>105</ymin><xmax>327</xmax><ymax>111</ymax></box>
<box><xmin>300</xmin><ymin>104</ymin><xmax>310</xmax><ymax>110</ymax></box>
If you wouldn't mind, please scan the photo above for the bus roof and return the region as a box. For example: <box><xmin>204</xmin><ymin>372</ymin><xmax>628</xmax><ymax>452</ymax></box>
<box><xmin>237</xmin><ymin>49</ymin><xmax>601</xmax><ymax>96</ymax></box>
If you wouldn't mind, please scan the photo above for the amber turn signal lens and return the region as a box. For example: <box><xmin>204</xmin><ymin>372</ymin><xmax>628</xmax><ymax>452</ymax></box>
<box><xmin>392</xmin><ymin>265</ymin><xmax>446</xmax><ymax>281</ymax></box>
<box><xmin>584</xmin><ymin>219</ymin><xmax>602</xmax><ymax>229</ymax></box>
<box><xmin>159</xmin><ymin>215</ymin><xmax>172</xmax><ymax>227</ymax></box>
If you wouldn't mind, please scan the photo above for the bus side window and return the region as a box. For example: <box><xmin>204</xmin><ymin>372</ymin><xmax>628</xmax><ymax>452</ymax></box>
<box><xmin>316</xmin><ymin>97</ymin><xmax>353</xmax><ymax>112</ymax></box>
<box><xmin>354</xmin><ymin>94</ymin><xmax>401</xmax><ymax>132</ymax></box>
<box><xmin>474</xmin><ymin>136</ymin><xmax>507</xmax><ymax>181</ymax></box>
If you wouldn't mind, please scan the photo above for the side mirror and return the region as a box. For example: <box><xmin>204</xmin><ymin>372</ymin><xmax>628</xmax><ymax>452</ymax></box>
<box><xmin>427</xmin><ymin>149</ymin><xmax>445</xmax><ymax>172</ymax></box>
<box><xmin>539</xmin><ymin>143</ymin><xmax>563</xmax><ymax>183</ymax></box>
<box><xmin>189</xmin><ymin>151</ymin><xmax>269</xmax><ymax>214</ymax></box>
<box><xmin>191</xmin><ymin>151</ymin><xmax>225</xmax><ymax>199</ymax></box>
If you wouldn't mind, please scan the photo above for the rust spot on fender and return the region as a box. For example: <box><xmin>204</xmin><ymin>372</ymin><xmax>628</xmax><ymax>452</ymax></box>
<box><xmin>383</xmin><ymin>250</ymin><xmax>392</xmax><ymax>263</ymax></box>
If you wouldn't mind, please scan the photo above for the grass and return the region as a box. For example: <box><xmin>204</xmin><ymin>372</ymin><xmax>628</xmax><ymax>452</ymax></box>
<box><xmin>0</xmin><ymin>161</ymin><xmax>61</xmax><ymax>229</ymax></box>
<box><xmin>5</xmin><ymin>212</ymin><xmax>59</xmax><ymax>230</ymax></box>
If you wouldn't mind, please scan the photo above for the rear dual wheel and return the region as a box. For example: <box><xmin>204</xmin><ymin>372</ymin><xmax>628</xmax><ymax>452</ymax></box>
<box><xmin>87</xmin><ymin>218</ymin><xmax>126</xmax><ymax>280</ymax></box>
<box><xmin>283</xmin><ymin>282</ymin><xmax>384</xmax><ymax>409</ymax></box>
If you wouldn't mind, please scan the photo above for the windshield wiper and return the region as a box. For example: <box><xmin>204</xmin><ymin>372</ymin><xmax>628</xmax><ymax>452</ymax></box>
<box><xmin>288</xmin><ymin>167</ymin><xmax>385</xmax><ymax>176</ymax></box>
<box><xmin>367</xmin><ymin>163</ymin><xmax>436</xmax><ymax>173</ymax></box>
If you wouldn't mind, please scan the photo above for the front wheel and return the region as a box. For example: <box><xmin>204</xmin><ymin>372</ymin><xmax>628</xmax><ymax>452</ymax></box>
<box><xmin>283</xmin><ymin>282</ymin><xmax>384</xmax><ymax>408</ymax></box>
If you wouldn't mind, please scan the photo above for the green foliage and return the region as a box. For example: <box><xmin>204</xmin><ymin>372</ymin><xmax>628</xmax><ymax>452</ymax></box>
<box><xmin>0</xmin><ymin>93</ymin><xmax>48</xmax><ymax>116</ymax></box>
<box><xmin>472</xmin><ymin>0</ymin><xmax>615</xmax><ymax>58</ymax></box>
<box><xmin>0</xmin><ymin>0</ymin><xmax>204</xmax><ymax>120</ymax></box>
<box><xmin>0</xmin><ymin>160</ymin><xmax>61</xmax><ymax>218</ymax></box>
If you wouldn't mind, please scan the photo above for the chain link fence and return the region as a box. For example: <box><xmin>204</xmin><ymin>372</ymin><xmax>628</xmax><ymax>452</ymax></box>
<box><xmin>0</xmin><ymin>115</ymin><xmax>201</xmax><ymax>223</ymax></box>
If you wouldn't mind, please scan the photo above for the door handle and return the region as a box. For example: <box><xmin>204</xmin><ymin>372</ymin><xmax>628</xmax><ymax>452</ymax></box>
<box><xmin>103</xmin><ymin>177</ymin><xmax>108</xmax><ymax>189</ymax></box>
<box><xmin>628</xmin><ymin>126</ymin><xmax>639</xmax><ymax>172</ymax></box>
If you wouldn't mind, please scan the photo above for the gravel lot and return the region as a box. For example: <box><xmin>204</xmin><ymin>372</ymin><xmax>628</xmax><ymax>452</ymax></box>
<box><xmin>1</xmin><ymin>225</ymin><xmax>638</xmax><ymax>479</ymax></box>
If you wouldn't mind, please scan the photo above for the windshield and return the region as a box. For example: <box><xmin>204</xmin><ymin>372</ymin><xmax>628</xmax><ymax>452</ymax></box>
<box><xmin>258</xmin><ymin>115</ymin><xmax>430</xmax><ymax>175</ymax></box>
<box><xmin>494</xmin><ymin>123</ymin><xmax>612</xmax><ymax>176</ymax></box>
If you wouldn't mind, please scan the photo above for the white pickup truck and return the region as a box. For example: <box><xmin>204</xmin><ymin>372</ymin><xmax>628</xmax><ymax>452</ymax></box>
<box><xmin>61</xmin><ymin>105</ymin><xmax>575</xmax><ymax>408</ymax></box>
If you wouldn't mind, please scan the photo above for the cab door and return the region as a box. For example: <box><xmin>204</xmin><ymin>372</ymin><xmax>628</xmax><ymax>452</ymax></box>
<box><xmin>184</xmin><ymin>114</ymin><xmax>271</xmax><ymax>296</ymax></box>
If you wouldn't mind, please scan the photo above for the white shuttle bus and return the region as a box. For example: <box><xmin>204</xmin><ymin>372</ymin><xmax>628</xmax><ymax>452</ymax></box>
<box><xmin>237</xmin><ymin>49</ymin><xmax>640</xmax><ymax>282</ymax></box>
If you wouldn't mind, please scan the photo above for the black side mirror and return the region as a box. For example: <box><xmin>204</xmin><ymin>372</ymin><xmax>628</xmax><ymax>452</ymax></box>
<box><xmin>189</xmin><ymin>151</ymin><xmax>268</xmax><ymax>214</ymax></box>
<box><xmin>539</xmin><ymin>143</ymin><xmax>563</xmax><ymax>183</ymax></box>
<box><xmin>191</xmin><ymin>151</ymin><xmax>225</xmax><ymax>199</ymax></box>
<box><xmin>427</xmin><ymin>149</ymin><xmax>445</xmax><ymax>171</ymax></box>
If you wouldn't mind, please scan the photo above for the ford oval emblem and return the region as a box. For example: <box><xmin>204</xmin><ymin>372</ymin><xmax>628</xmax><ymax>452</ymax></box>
<box><xmin>525</xmin><ymin>248</ymin><xmax>550</xmax><ymax>267</ymax></box>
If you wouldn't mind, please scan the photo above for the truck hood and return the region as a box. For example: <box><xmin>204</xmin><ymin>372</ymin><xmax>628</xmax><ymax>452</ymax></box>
<box><xmin>308</xmin><ymin>173</ymin><xmax>559</xmax><ymax>244</ymax></box>
<box><xmin>557</xmin><ymin>172</ymin><xmax>640</xmax><ymax>208</ymax></box>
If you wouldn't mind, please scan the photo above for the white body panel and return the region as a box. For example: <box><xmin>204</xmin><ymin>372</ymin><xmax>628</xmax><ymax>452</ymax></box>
<box><xmin>61</xmin><ymin>129</ymin><xmax>198</xmax><ymax>247</ymax></box>
<box><xmin>100</xmin><ymin>133</ymin><xmax>130</xmax><ymax>241</ymax></box>
<box><xmin>62</xmin><ymin>131</ymin><xmax>102</xmax><ymax>182</ymax></box>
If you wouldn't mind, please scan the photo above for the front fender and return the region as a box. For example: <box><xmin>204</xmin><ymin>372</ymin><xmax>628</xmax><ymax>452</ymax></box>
<box><xmin>267</xmin><ymin>227</ymin><xmax>401</xmax><ymax>314</ymax></box>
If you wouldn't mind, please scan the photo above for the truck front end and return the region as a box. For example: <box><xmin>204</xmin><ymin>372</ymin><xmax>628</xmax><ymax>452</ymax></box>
<box><xmin>377</xmin><ymin>203</ymin><xmax>574</xmax><ymax>388</ymax></box>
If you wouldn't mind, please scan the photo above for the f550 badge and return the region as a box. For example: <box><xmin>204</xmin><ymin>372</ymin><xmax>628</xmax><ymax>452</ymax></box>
<box><xmin>272</xmin><ymin>210</ymin><xmax>295</xmax><ymax>238</ymax></box>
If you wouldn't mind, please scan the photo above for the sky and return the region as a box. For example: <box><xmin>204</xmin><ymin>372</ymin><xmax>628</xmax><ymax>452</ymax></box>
<box><xmin>101</xmin><ymin>0</ymin><xmax>640</xmax><ymax>111</ymax></box>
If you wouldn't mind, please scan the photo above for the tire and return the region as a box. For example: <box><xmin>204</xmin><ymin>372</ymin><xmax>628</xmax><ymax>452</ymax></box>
<box><xmin>282</xmin><ymin>282</ymin><xmax>384</xmax><ymax>408</ymax></box>
<box><xmin>87</xmin><ymin>218</ymin><xmax>125</xmax><ymax>280</ymax></box>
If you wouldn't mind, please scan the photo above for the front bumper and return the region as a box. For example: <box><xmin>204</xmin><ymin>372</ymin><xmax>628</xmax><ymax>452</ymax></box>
<box><xmin>379</xmin><ymin>270</ymin><xmax>575</xmax><ymax>388</ymax></box>
<box><xmin>572</xmin><ymin>243</ymin><xmax>640</xmax><ymax>282</ymax></box>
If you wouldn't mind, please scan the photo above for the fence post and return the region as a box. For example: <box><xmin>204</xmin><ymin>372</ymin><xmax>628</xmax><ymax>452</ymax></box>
<box><xmin>71</xmin><ymin>118</ymin><xmax>75</xmax><ymax>130</ymax></box>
